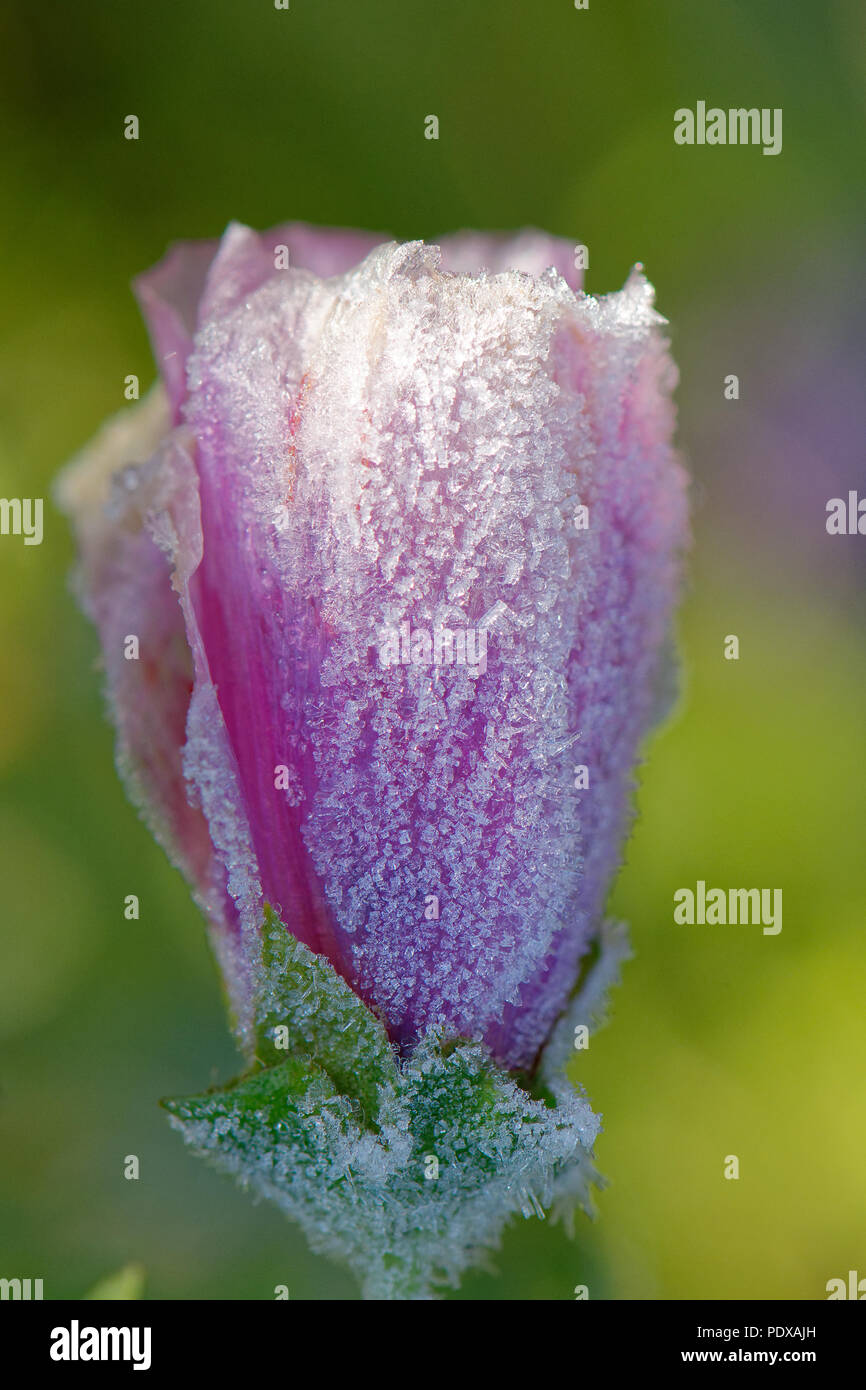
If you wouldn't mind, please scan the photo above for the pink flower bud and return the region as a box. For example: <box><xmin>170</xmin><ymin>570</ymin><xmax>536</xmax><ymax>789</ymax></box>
<box><xmin>59</xmin><ymin>222</ymin><xmax>687</xmax><ymax>1071</ymax></box>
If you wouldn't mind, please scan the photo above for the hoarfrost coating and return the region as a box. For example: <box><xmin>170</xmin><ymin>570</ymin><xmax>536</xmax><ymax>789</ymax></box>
<box><xmin>58</xmin><ymin>222</ymin><xmax>687</xmax><ymax>1071</ymax></box>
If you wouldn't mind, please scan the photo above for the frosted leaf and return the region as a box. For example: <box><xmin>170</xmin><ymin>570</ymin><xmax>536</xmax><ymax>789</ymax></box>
<box><xmin>165</xmin><ymin>911</ymin><xmax>601</xmax><ymax>1299</ymax></box>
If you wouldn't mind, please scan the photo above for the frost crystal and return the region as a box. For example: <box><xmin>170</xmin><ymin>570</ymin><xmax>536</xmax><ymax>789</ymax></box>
<box><xmin>164</xmin><ymin>910</ymin><xmax>602</xmax><ymax>1299</ymax></box>
<box><xmin>58</xmin><ymin>222</ymin><xmax>687</xmax><ymax>1296</ymax></box>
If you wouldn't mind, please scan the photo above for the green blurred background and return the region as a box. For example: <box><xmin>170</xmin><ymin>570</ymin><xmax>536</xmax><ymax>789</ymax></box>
<box><xmin>1</xmin><ymin>0</ymin><xmax>863</xmax><ymax>1300</ymax></box>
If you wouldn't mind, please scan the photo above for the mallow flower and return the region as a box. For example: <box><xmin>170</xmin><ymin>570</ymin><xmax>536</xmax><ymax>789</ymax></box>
<box><xmin>58</xmin><ymin>221</ymin><xmax>687</xmax><ymax>1299</ymax></box>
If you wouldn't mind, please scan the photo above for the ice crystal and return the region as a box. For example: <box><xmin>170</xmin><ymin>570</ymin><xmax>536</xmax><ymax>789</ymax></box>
<box><xmin>165</xmin><ymin>909</ymin><xmax>602</xmax><ymax>1299</ymax></box>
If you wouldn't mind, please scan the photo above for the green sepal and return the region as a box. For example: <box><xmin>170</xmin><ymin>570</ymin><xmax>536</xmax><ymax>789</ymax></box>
<box><xmin>163</xmin><ymin>910</ymin><xmax>606</xmax><ymax>1299</ymax></box>
<box><xmin>249</xmin><ymin>905</ymin><xmax>396</xmax><ymax>1124</ymax></box>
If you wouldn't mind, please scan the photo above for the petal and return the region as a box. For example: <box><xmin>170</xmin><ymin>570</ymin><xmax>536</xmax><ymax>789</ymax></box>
<box><xmin>134</xmin><ymin>242</ymin><xmax>218</xmax><ymax>420</ymax></box>
<box><xmin>54</xmin><ymin>391</ymin><xmax>212</xmax><ymax>900</ymax></box>
<box><xmin>182</xmin><ymin>238</ymin><xmax>681</xmax><ymax>1068</ymax></box>
<box><xmin>265</xmin><ymin>220</ymin><xmax>388</xmax><ymax>279</ymax></box>
<box><xmin>184</xmin><ymin>241</ymin><xmax>350</xmax><ymax>969</ymax></box>
<box><xmin>282</xmin><ymin>242</ymin><xmax>590</xmax><ymax>1053</ymax></box>
<box><xmin>98</xmin><ymin>233</ymin><xmax>683</xmax><ymax>1073</ymax></box>
<box><xmin>135</xmin><ymin>223</ymin><xmax>387</xmax><ymax>418</ymax></box>
<box><xmin>134</xmin><ymin>424</ymin><xmax>267</xmax><ymax>1043</ymax></box>
<box><xmin>56</xmin><ymin>390</ymin><xmax>261</xmax><ymax>1039</ymax></box>
<box><xmin>438</xmin><ymin>228</ymin><xmax>584</xmax><ymax>291</ymax></box>
<box><xmin>485</xmin><ymin>270</ymin><xmax>687</xmax><ymax>1065</ymax></box>
<box><xmin>196</xmin><ymin>220</ymin><xmax>387</xmax><ymax>323</ymax></box>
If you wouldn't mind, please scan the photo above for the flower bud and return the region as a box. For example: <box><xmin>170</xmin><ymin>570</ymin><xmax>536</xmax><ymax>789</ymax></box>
<box><xmin>59</xmin><ymin>222</ymin><xmax>686</xmax><ymax>1074</ymax></box>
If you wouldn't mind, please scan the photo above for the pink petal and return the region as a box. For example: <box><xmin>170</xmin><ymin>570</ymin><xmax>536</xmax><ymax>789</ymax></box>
<box><xmin>438</xmin><ymin>228</ymin><xmax>584</xmax><ymax>290</ymax></box>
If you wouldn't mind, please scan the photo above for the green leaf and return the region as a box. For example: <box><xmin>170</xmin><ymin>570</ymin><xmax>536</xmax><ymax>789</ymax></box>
<box><xmin>250</xmin><ymin>905</ymin><xmax>397</xmax><ymax>1123</ymax></box>
<box><xmin>163</xmin><ymin>912</ymin><xmax>604</xmax><ymax>1299</ymax></box>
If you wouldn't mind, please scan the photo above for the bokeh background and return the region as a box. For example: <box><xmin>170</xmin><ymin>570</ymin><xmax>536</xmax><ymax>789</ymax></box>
<box><xmin>1</xmin><ymin>0</ymin><xmax>863</xmax><ymax>1300</ymax></box>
